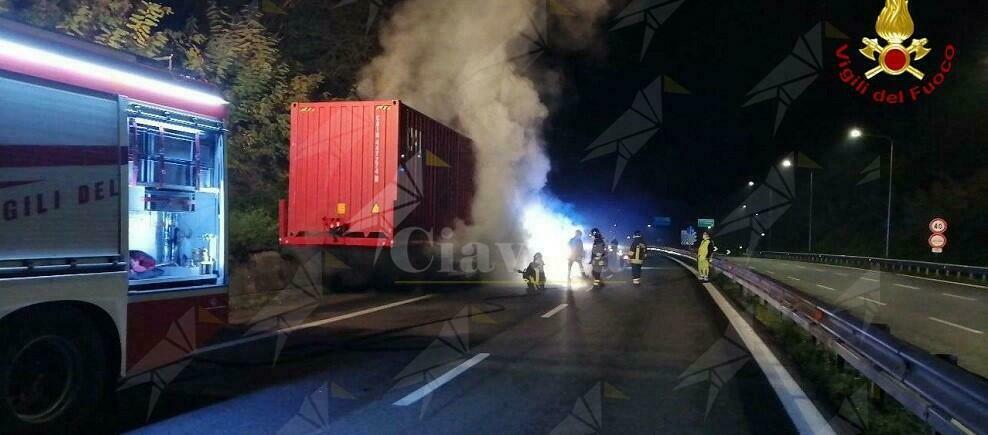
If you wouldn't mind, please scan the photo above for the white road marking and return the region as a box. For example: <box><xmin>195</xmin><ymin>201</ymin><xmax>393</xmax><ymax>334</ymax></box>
<box><xmin>894</xmin><ymin>283</ymin><xmax>920</xmax><ymax>290</ymax></box>
<box><xmin>766</xmin><ymin>270</ymin><xmax>777</xmax><ymax>275</ymax></box>
<box><xmin>787</xmin><ymin>276</ymin><xmax>801</xmax><ymax>281</ymax></box>
<box><xmin>860</xmin><ymin>277</ymin><xmax>879</xmax><ymax>282</ymax></box>
<box><xmin>941</xmin><ymin>293</ymin><xmax>977</xmax><ymax>302</ymax></box>
<box><xmin>541</xmin><ymin>304</ymin><xmax>569</xmax><ymax>318</ymax></box>
<box><xmin>393</xmin><ymin>353</ymin><xmax>491</xmax><ymax>406</ymax></box>
<box><xmin>904</xmin><ymin>274</ymin><xmax>988</xmax><ymax>289</ymax></box>
<box><xmin>811</xmin><ymin>268</ymin><xmax>825</xmax><ymax>272</ymax></box>
<box><xmin>194</xmin><ymin>295</ymin><xmax>436</xmax><ymax>355</ymax></box>
<box><xmin>663</xmin><ymin>255</ymin><xmax>836</xmax><ymax>435</ymax></box>
<box><xmin>858</xmin><ymin>297</ymin><xmax>887</xmax><ymax>306</ymax></box>
<box><xmin>928</xmin><ymin>317</ymin><xmax>984</xmax><ymax>335</ymax></box>
<box><xmin>816</xmin><ymin>284</ymin><xmax>837</xmax><ymax>291</ymax></box>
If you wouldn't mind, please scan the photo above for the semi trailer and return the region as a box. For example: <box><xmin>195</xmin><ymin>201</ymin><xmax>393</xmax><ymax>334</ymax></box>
<box><xmin>279</xmin><ymin>100</ymin><xmax>476</xmax><ymax>283</ymax></box>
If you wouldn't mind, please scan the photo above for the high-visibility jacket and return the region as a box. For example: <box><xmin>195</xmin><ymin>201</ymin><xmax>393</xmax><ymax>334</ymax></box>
<box><xmin>698</xmin><ymin>239</ymin><xmax>714</xmax><ymax>260</ymax></box>
<box><xmin>628</xmin><ymin>240</ymin><xmax>647</xmax><ymax>264</ymax></box>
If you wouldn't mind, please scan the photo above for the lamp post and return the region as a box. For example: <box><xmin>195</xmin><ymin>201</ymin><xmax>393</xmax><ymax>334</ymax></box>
<box><xmin>849</xmin><ymin>128</ymin><xmax>894</xmax><ymax>258</ymax></box>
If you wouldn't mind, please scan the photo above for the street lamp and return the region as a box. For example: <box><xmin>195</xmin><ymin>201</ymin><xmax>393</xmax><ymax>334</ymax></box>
<box><xmin>781</xmin><ymin>158</ymin><xmax>793</xmax><ymax>168</ymax></box>
<box><xmin>848</xmin><ymin>128</ymin><xmax>895</xmax><ymax>258</ymax></box>
<box><xmin>747</xmin><ymin>181</ymin><xmax>755</xmax><ymax>187</ymax></box>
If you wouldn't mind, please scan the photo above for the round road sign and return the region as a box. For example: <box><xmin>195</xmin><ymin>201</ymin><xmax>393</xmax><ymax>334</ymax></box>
<box><xmin>929</xmin><ymin>218</ymin><xmax>948</xmax><ymax>234</ymax></box>
<box><xmin>929</xmin><ymin>233</ymin><xmax>947</xmax><ymax>249</ymax></box>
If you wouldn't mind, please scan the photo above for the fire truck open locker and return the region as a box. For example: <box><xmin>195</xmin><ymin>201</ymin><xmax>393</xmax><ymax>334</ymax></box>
<box><xmin>0</xmin><ymin>18</ymin><xmax>229</xmax><ymax>432</ymax></box>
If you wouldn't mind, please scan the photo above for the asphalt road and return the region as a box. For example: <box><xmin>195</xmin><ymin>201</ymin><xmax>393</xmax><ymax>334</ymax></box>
<box><xmin>115</xmin><ymin>256</ymin><xmax>796</xmax><ymax>435</ymax></box>
<box><xmin>725</xmin><ymin>257</ymin><xmax>988</xmax><ymax>378</ymax></box>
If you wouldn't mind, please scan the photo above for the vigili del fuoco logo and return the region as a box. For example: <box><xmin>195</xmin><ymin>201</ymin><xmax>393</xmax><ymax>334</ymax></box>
<box><xmin>835</xmin><ymin>0</ymin><xmax>956</xmax><ymax>104</ymax></box>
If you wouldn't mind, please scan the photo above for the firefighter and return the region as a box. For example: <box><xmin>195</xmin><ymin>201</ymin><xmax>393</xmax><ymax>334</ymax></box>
<box><xmin>518</xmin><ymin>252</ymin><xmax>547</xmax><ymax>294</ymax></box>
<box><xmin>567</xmin><ymin>229</ymin><xmax>588</xmax><ymax>281</ymax></box>
<box><xmin>697</xmin><ymin>231</ymin><xmax>716</xmax><ymax>281</ymax></box>
<box><xmin>589</xmin><ymin>228</ymin><xmax>608</xmax><ymax>289</ymax></box>
<box><xmin>628</xmin><ymin>231</ymin><xmax>647</xmax><ymax>286</ymax></box>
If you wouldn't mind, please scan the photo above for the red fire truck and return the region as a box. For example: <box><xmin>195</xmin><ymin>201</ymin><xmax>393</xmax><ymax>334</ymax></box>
<box><xmin>279</xmin><ymin>100</ymin><xmax>476</xmax><ymax>285</ymax></box>
<box><xmin>0</xmin><ymin>18</ymin><xmax>229</xmax><ymax>431</ymax></box>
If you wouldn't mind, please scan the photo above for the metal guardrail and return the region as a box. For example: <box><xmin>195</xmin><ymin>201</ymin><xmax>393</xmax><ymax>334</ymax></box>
<box><xmin>656</xmin><ymin>247</ymin><xmax>988</xmax><ymax>435</ymax></box>
<box><xmin>758</xmin><ymin>251</ymin><xmax>988</xmax><ymax>283</ymax></box>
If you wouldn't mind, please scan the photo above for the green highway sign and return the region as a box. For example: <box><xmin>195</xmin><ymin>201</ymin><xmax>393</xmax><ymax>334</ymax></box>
<box><xmin>697</xmin><ymin>218</ymin><xmax>715</xmax><ymax>229</ymax></box>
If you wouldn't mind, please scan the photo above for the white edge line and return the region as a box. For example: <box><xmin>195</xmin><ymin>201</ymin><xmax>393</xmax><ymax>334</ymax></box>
<box><xmin>905</xmin><ymin>273</ymin><xmax>988</xmax><ymax>289</ymax></box>
<box><xmin>941</xmin><ymin>293</ymin><xmax>978</xmax><ymax>302</ymax></box>
<box><xmin>394</xmin><ymin>353</ymin><xmax>491</xmax><ymax>406</ymax></box>
<box><xmin>541</xmin><ymin>304</ymin><xmax>569</xmax><ymax>318</ymax></box>
<box><xmin>928</xmin><ymin>317</ymin><xmax>984</xmax><ymax>335</ymax></box>
<box><xmin>195</xmin><ymin>294</ymin><xmax>436</xmax><ymax>355</ymax></box>
<box><xmin>663</xmin><ymin>255</ymin><xmax>836</xmax><ymax>435</ymax></box>
<box><xmin>893</xmin><ymin>283</ymin><xmax>920</xmax><ymax>290</ymax></box>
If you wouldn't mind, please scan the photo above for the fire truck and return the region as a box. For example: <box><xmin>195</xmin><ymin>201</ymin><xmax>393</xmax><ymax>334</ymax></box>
<box><xmin>0</xmin><ymin>18</ymin><xmax>229</xmax><ymax>432</ymax></box>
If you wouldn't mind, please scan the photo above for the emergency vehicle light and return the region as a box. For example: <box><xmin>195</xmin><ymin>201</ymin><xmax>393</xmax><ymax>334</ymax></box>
<box><xmin>0</xmin><ymin>37</ymin><xmax>228</xmax><ymax>107</ymax></box>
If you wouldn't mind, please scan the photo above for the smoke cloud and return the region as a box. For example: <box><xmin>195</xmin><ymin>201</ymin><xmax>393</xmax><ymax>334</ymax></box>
<box><xmin>358</xmin><ymin>0</ymin><xmax>608</xmax><ymax>273</ymax></box>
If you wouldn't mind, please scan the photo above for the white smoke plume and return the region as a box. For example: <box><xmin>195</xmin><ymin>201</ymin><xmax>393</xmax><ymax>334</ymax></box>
<box><xmin>358</xmin><ymin>0</ymin><xmax>609</xmax><ymax>276</ymax></box>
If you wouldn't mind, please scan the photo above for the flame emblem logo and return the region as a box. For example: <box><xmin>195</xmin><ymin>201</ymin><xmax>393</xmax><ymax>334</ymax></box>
<box><xmin>859</xmin><ymin>0</ymin><xmax>931</xmax><ymax>79</ymax></box>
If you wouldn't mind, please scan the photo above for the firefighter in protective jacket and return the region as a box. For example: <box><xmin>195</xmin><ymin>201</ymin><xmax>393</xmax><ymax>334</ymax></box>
<box><xmin>518</xmin><ymin>252</ymin><xmax>547</xmax><ymax>294</ymax></box>
<box><xmin>697</xmin><ymin>232</ymin><xmax>715</xmax><ymax>281</ymax></box>
<box><xmin>589</xmin><ymin>228</ymin><xmax>607</xmax><ymax>289</ymax></box>
<box><xmin>628</xmin><ymin>231</ymin><xmax>647</xmax><ymax>286</ymax></box>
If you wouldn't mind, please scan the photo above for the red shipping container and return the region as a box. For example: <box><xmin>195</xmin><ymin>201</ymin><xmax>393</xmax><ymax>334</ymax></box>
<box><xmin>280</xmin><ymin>100</ymin><xmax>475</xmax><ymax>248</ymax></box>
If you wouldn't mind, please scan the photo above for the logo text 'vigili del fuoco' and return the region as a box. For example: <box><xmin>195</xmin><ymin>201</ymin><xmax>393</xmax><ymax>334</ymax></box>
<box><xmin>835</xmin><ymin>0</ymin><xmax>956</xmax><ymax>104</ymax></box>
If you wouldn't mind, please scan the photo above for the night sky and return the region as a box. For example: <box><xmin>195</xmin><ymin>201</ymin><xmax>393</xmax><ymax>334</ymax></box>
<box><xmin>542</xmin><ymin>0</ymin><xmax>986</xmax><ymax>255</ymax></box>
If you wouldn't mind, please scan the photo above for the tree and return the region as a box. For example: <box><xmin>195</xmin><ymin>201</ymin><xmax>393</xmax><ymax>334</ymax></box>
<box><xmin>6</xmin><ymin>0</ymin><xmax>172</xmax><ymax>57</ymax></box>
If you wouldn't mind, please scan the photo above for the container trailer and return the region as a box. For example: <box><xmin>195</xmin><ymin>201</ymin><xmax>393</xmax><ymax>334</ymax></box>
<box><xmin>279</xmin><ymin>100</ymin><xmax>475</xmax><ymax>282</ymax></box>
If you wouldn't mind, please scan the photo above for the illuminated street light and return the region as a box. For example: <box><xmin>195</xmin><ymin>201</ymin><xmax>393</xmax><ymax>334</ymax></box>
<box><xmin>848</xmin><ymin>127</ymin><xmax>895</xmax><ymax>258</ymax></box>
<box><xmin>747</xmin><ymin>181</ymin><xmax>755</xmax><ymax>187</ymax></box>
<box><xmin>742</xmin><ymin>204</ymin><xmax>747</xmax><ymax>209</ymax></box>
<box><xmin>781</xmin><ymin>159</ymin><xmax>793</xmax><ymax>168</ymax></box>
<box><xmin>760</xmin><ymin>233</ymin><xmax>766</xmax><ymax>237</ymax></box>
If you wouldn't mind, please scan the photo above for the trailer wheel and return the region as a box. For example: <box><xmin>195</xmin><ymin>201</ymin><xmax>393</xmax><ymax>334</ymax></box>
<box><xmin>0</xmin><ymin>307</ymin><xmax>108</xmax><ymax>434</ymax></box>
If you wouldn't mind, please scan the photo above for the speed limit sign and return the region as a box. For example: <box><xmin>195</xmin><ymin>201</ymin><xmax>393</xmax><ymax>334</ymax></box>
<box><xmin>929</xmin><ymin>233</ymin><xmax>947</xmax><ymax>253</ymax></box>
<box><xmin>929</xmin><ymin>218</ymin><xmax>948</xmax><ymax>234</ymax></box>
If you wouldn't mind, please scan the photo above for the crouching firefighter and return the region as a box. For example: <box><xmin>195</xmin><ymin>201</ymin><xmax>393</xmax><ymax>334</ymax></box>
<box><xmin>589</xmin><ymin>228</ymin><xmax>608</xmax><ymax>289</ymax></box>
<box><xmin>628</xmin><ymin>231</ymin><xmax>647</xmax><ymax>286</ymax></box>
<box><xmin>518</xmin><ymin>252</ymin><xmax>547</xmax><ymax>294</ymax></box>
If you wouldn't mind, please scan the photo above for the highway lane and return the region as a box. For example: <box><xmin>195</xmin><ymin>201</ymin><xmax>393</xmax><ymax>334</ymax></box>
<box><xmin>117</xmin><ymin>256</ymin><xmax>797</xmax><ymax>434</ymax></box>
<box><xmin>725</xmin><ymin>257</ymin><xmax>988</xmax><ymax>377</ymax></box>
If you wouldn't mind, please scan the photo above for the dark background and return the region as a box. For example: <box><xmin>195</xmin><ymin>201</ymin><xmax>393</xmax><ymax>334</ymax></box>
<box><xmin>541</xmin><ymin>0</ymin><xmax>986</xmax><ymax>264</ymax></box>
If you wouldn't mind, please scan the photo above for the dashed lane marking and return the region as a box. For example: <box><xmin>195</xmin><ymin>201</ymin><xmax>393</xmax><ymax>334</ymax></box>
<box><xmin>858</xmin><ymin>297</ymin><xmax>887</xmax><ymax>306</ymax></box>
<box><xmin>894</xmin><ymin>283</ymin><xmax>920</xmax><ymax>290</ymax></box>
<box><xmin>941</xmin><ymin>293</ymin><xmax>978</xmax><ymax>302</ymax></box>
<box><xmin>393</xmin><ymin>353</ymin><xmax>491</xmax><ymax>406</ymax></box>
<box><xmin>541</xmin><ymin>304</ymin><xmax>569</xmax><ymax>318</ymax></box>
<box><xmin>928</xmin><ymin>317</ymin><xmax>984</xmax><ymax>335</ymax></box>
<box><xmin>787</xmin><ymin>276</ymin><xmax>802</xmax><ymax>281</ymax></box>
<box><xmin>861</xmin><ymin>277</ymin><xmax>879</xmax><ymax>282</ymax></box>
<box><xmin>816</xmin><ymin>284</ymin><xmax>837</xmax><ymax>291</ymax></box>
